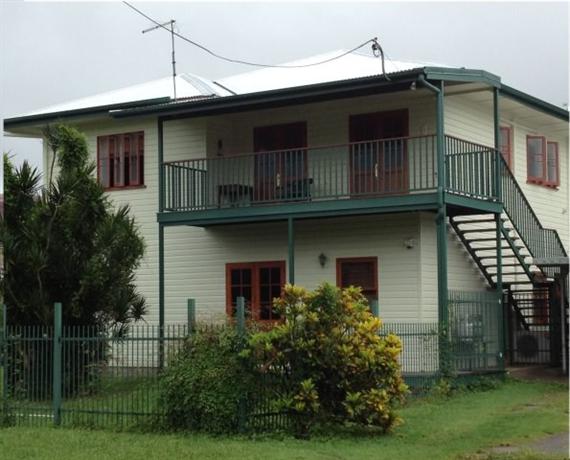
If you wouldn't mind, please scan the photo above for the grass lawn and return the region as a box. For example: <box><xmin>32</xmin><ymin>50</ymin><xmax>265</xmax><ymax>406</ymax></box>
<box><xmin>0</xmin><ymin>379</ymin><xmax>568</xmax><ymax>460</ymax></box>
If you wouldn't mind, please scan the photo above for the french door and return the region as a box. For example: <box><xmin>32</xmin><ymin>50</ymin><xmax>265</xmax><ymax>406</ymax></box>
<box><xmin>226</xmin><ymin>261</ymin><xmax>286</xmax><ymax>321</ymax></box>
<box><xmin>253</xmin><ymin>122</ymin><xmax>307</xmax><ymax>202</ymax></box>
<box><xmin>349</xmin><ymin>109</ymin><xmax>409</xmax><ymax>195</ymax></box>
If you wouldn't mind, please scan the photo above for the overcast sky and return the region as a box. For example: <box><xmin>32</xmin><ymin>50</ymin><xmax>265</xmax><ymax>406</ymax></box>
<box><xmin>1</xmin><ymin>1</ymin><xmax>568</xmax><ymax>188</ymax></box>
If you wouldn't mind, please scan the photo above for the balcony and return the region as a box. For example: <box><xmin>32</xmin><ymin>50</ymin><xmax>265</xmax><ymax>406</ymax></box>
<box><xmin>160</xmin><ymin>135</ymin><xmax>500</xmax><ymax>225</ymax></box>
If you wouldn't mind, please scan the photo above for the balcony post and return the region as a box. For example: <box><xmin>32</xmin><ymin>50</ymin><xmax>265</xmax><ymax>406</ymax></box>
<box><xmin>418</xmin><ymin>76</ymin><xmax>449</xmax><ymax>364</ymax></box>
<box><xmin>157</xmin><ymin>118</ymin><xmax>166</xmax><ymax>368</ymax></box>
<box><xmin>288</xmin><ymin>217</ymin><xmax>295</xmax><ymax>284</ymax></box>
<box><xmin>435</xmin><ymin>81</ymin><xmax>449</xmax><ymax>329</ymax></box>
<box><xmin>493</xmin><ymin>87</ymin><xmax>504</xmax><ymax>370</ymax></box>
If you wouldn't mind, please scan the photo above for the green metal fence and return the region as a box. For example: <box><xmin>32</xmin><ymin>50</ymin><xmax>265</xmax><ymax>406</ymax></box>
<box><xmin>1</xmin><ymin>291</ymin><xmax>503</xmax><ymax>430</ymax></box>
<box><xmin>448</xmin><ymin>290</ymin><xmax>504</xmax><ymax>373</ymax></box>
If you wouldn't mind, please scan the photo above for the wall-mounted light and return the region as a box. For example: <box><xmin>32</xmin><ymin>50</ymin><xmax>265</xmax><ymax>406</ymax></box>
<box><xmin>403</xmin><ymin>238</ymin><xmax>416</xmax><ymax>249</ymax></box>
<box><xmin>409</xmin><ymin>81</ymin><xmax>417</xmax><ymax>91</ymax></box>
<box><xmin>318</xmin><ymin>253</ymin><xmax>328</xmax><ymax>267</ymax></box>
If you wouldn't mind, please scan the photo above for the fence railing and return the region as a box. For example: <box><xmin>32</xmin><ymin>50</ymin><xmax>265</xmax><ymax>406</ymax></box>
<box><xmin>1</xmin><ymin>292</ymin><xmax>503</xmax><ymax>430</ymax></box>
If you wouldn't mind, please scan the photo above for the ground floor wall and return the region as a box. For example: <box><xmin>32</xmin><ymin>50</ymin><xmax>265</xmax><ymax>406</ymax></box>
<box><xmin>154</xmin><ymin>212</ymin><xmax>490</xmax><ymax>325</ymax></box>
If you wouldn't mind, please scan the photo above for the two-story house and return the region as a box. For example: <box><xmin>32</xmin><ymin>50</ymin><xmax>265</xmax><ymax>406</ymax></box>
<box><xmin>4</xmin><ymin>51</ymin><xmax>568</xmax><ymax>376</ymax></box>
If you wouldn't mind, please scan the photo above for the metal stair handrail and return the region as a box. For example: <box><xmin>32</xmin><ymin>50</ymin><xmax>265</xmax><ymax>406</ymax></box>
<box><xmin>498</xmin><ymin>153</ymin><xmax>567</xmax><ymax>277</ymax></box>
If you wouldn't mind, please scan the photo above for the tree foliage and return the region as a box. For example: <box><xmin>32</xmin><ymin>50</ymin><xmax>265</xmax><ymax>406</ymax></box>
<box><xmin>1</xmin><ymin>124</ymin><xmax>146</xmax><ymax>329</ymax></box>
<box><xmin>245</xmin><ymin>283</ymin><xmax>408</xmax><ymax>435</ymax></box>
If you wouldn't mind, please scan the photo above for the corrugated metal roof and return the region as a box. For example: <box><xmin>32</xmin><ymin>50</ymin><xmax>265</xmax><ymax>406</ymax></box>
<box><xmin>7</xmin><ymin>50</ymin><xmax>443</xmax><ymax>121</ymax></box>
<box><xmin>216</xmin><ymin>50</ymin><xmax>446</xmax><ymax>95</ymax></box>
<box><xmin>12</xmin><ymin>73</ymin><xmax>232</xmax><ymax>118</ymax></box>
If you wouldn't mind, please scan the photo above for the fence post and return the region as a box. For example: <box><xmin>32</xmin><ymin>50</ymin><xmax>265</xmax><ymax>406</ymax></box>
<box><xmin>370</xmin><ymin>300</ymin><xmax>379</xmax><ymax>318</ymax></box>
<box><xmin>236</xmin><ymin>296</ymin><xmax>246</xmax><ymax>432</ymax></box>
<box><xmin>236</xmin><ymin>297</ymin><xmax>245</xmax><ymax>336</ymax></box>
<box><xmin>53</xmin><ymin>302</ymin><xmax>62</xmax><ymax>427</ymax></box>
<box><xmin>1</xmin><ymin>304</ymin><xmax>7</xmax><ymax>421</ymax></box>
<box><xmin>187</xmin><ymin>298</ymin><xmax>196</xmax><ymax>334</ymax></box>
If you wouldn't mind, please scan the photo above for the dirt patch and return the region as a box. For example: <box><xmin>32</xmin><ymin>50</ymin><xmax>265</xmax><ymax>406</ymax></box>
<box><xmin>507</xmin><ymin>366</ymin><xmax>569</xmax><ymax>385</ymax></box>
<box><xmin>488</xmin><ymin>433</ymin><xmax>569</xmax><ymax>458</ymax></box>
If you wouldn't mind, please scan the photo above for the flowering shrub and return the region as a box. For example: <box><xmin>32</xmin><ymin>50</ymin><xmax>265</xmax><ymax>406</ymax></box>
<box><xmin>245</xmin><ymin>283</ymin><xmax>408</xmax><ymax>435</ymax></box>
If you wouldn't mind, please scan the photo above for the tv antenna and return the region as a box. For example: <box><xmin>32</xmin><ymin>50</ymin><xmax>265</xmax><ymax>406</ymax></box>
<box><xmin>142</xmin><ymin>19</ymin><xmax>177</xmax><ymax>100</ymax></box>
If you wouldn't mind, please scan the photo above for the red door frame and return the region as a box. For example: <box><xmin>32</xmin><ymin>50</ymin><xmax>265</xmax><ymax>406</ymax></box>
<box><xmin>225</xmin><ymin>260</ymin><xmax>286</xmax><ymax>321</ymax></box>
<box><xmin>348</xmin><ymin>109</ymin><xmax>409</xmax><ymax>195</ymax></box>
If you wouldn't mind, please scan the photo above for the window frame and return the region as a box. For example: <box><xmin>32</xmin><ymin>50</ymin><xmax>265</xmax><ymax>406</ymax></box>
<box><xmin>225</xmin><ymin>260</ymin><xmax>286</xmax><ymax>321</ymax></box>
<box><xmin>97</xmin><ymin>131</ymin><xmax>145</xmax><ymax>190</ymax></box>
<box><xmin>526</xmin><ymin>135</ymin><xmax>547</xmax><ymax>185</ymax></box>
<box><xmin>499</xmin><ymin>126</ymin><xmax>513</xmax><ymax>170</ymax></box>
<box><xmin>545</xmin><ymin>141</ymin><xmax>560</xmax><ymax>188</ymax></box>
<box><xmin>335</xmin><ymin>257</ymin><xmax>379</xmax><ymax>302</ymax></box>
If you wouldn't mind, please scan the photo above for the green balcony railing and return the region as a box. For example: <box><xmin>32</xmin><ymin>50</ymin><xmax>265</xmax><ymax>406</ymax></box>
<box><xmin>162</xmin><ymin>135</ymin><xmax>442</xmax><ymax>211</ymax></box>
<box><xmin>445</xmin><ymin>136</ymin><xmax>499</xmax><ymax>201</ymax></box>
<box><xmin>161</xmin><ymin>135</ymin><xmax>511</xmax><ymax>213</ymax></box>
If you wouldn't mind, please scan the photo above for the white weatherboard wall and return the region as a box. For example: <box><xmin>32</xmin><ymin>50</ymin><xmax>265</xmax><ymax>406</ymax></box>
<box><xmin>445</xmin><ymin>94</ymin><xmax>569</xmax><ymax>247</ymax></box>
<box><xmin>419</xmin><ymin>212</ymin><xmax>489</xmax><ymax>322</ymax></box>
<box><xmin>162</xmin><ymin>213</ymin><xmax>423</xmax><ymax>324</ymax></box>
<box><xmin>43</xmin><ymin>117</ymin><xmax>162</xmax><ymax>324</ymax></box>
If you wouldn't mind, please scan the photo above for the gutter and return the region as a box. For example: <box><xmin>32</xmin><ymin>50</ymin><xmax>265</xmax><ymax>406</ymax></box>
<box><xmin>3</xmin><ymin>96</ymin><xmax>172</xmax><ymax>130</ymax></box>
<box><xmin>501</xmin><ymin>84</ymin><xmax>569</xmax><ymax>122</ymax></box>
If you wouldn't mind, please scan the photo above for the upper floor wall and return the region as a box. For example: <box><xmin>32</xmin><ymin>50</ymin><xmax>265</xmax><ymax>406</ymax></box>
<box><xmin>40</xmin><ymin>86</ymin><xmax>568</xmax><ymax>246</ymax></box>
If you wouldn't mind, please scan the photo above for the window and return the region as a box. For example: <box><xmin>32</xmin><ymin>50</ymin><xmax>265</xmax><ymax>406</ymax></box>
<box><xmin>97</xmin><ymin>132</ymin><xmax>144</xmax><ymax>189</ymax></box>
<box><xmin>499</xmin><ymin>126</ymin><xmax>512</xmax><ymax>169</ymax></box>
<box><xmin>526</xmin><ymin>135</ymin><xmax>560</xmax><ymax>188</ymax></box>
<box><xmin>226</xmin><ymin>261</ymin><xmax>285</xmax><ymax>321</ymax></box>
<box><xmin>336</xmin><ymin>257</ymin><xmax>378</xmax><ymax>304</ymax></box>
<box><xmin>526</xmin><ymin>135</ymin><xmax>546</xmax><ymax>184</ymax></box>
<box><xmin>546</xmin><ymin>141</ymin><xmax>559</xmax><ymax>187</ymax></box>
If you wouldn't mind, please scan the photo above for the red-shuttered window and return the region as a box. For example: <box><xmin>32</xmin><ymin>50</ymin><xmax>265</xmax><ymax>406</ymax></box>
<box><xmin>97</xmin><ymin>132</ymin><xmax>144</xmax><ymax>189</ymax></box>
<box><xmin>527</xmin><ymin>135</ymin><xmax>560</xmax><ymax>188</ymax></box>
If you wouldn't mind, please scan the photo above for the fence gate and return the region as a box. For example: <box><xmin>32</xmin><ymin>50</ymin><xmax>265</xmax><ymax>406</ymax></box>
<box><xmin>505</xmin><ymin>286</ymin><xmax>562</xmax><ymax>366</ymax></box>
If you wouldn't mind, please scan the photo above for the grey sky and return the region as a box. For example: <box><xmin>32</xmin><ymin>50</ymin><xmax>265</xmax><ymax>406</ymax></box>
<box><xmin>1</xmin><ymin>1</ymin><xmax>568</xmax><ymax>187</ymax></box>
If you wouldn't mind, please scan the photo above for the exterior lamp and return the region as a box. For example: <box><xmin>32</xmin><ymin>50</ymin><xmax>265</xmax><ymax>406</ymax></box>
<box><xmin>318</xmin><ymin>253</ymin><xmax>327</xmax><ymax>267</ymax></box>
<box><xmin>404</xmin><ymin>238</ymin><xmax>416</xmax><ymax>249</ymax></box>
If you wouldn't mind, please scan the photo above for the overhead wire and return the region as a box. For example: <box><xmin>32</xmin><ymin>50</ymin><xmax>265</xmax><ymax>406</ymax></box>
<box><xmin>122</xmin><ymin>1</ymin><xmax>390</xmax><ymax>78</ymax></box>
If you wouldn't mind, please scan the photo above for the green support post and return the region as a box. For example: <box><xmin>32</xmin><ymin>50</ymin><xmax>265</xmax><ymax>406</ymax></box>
<box><xmin>53</xmin><ymin>302</ymin><xmax>62</xmax><ymax>427</ymax></box>
<box><xmin>493</xmin><ymin>87</ymin><xmax>505</xmax><ymax>370</ymax></box>
<box><xmin>1</xmin><ymin>304</ymin><xmax>7</xmax><ymax>420</ymax></box>
<box><xmin>158</xmin><ymin>118</ymin><xmax>166</xmax><ymax>368</ymax></box>
<box><xmin>370</xmin><ymin>300</ymin><xmax>379</xmax><ymax>318</ymax></box>
<box><xmin>236</xmin><ymin>296</ymin><xmax>246</xmax><ymax>432</ymax></box>
<box><xmin>158</xmin><ymin>223</ymin><xmax>165</xmax><ymax>368</ymax></box>
<box><xmin>187</xmin><ymin>298</ymin><xmax>196</xmax><ymax>334</ymax></box>
<box><xmin>418</xmin><ymin>75</ymin><xmax>448</xmax><ymax>335</ymax></box>
<box><xmin>287</xmin><ymin>217</ymin><xmax>295</xmax><ymax>284</ymax></box>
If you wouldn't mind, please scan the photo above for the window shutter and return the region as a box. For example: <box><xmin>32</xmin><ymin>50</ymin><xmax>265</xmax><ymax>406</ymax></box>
<box><xmin>527</xmin><ymin>136</ymin><xmax>546</xmax><ymax>182</ymax></box>
<box><xmin>114</xmin><ymin>135</ymin><xmax>125</xmax><ymax>187</ymax></box>
<box><xmin>97</xmin><ymin>136</ymin><xmax>110</xmax><ymax>188</ymax></box>
<box><xmin>546</xmin><ymin>142</ymin><xmax>559</xmax><ymax>187</ymax></box>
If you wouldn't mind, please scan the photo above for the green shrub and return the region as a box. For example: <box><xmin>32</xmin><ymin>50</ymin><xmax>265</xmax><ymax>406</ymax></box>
<box><xmin>244</xmin><ymin>283</ymin><xmax>408</xmax><ymax>436</ymax></box>
<box><xmin>158</xmin><ymin>325</ymin><xmax>253</xmax><ymax>434</ymax></box>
